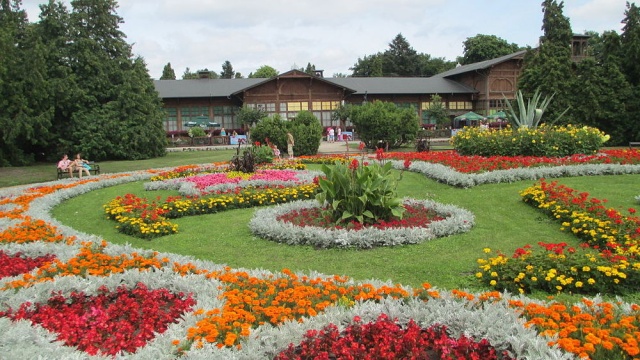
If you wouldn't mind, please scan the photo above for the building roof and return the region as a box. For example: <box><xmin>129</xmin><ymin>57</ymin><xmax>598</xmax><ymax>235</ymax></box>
<box><xmin>434</xmin><ymin>50</ymin><xmax>527</xmax><ymax>79</ymax></box>
<box><xmin>154</xmin><ymin>78</ymin><xmax>265</xmax><ymax>99</ymax></box>
<box><xmin>154</xmin><ymin>74</ymin><xmax>478</xmax><ymax>99</ymax></box>
<box><xmin>328</xmin><ymin>76</ymin><xmax>477</xmax><ymax>94</ymax></box>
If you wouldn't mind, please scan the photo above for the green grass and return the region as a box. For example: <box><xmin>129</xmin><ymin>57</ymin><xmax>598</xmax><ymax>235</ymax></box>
<box><xmin>0</xmin><ymin>149</ymin><xmax>237</xmax><ymax>188</ymax></box>
<box><xmin>49</xmin><ymin>161</ymin><xmax>640</xmax><ymax>303</ymax></box>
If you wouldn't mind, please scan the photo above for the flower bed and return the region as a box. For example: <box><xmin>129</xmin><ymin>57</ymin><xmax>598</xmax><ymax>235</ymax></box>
<box><xmin>0</xmin><ymin>159</ymin><xmax>637</xmax><ymax>358</ymax></box>
<box><xmin>249</xmin><ymin>199</ymin><xmax>474</xmax><ymax>248</ymax></box>
<box><xmin>476</xmin><ymin>179</ymin><xmax>640</xmax><ymax>297</ymax></box>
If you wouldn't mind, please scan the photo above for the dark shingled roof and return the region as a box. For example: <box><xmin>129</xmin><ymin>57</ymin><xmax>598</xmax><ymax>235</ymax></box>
<box><xmin>434</xmin><ymin>50</ymin><xmax>527</xmax><ymax>78</ymax></box>
<box><xmin>328</xmin><ymin>76</ymin><xmax>477</xmax><ymax>95</ymax></box>
<box><xmin>154</xmin><ymin>78</ymin><xmax>264</xmax><ymax>98</ymax></box>
<box><xmin>154</xmin><ymin>76</ymin><xmax>478</xmax><ymax>99</ymax></box>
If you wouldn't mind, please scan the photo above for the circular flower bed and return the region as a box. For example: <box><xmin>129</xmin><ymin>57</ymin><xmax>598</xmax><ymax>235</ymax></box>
<box><xmin>249</xmin><ymin>199</ymin><xmax>474</xmax><ymax>249</ymax></box>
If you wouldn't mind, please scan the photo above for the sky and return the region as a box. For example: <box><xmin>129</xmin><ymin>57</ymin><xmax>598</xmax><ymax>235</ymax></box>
<box><xmin>21</xmin><ymin>0</ymin><xmax>630</xmax><ymax>79</ymax></box>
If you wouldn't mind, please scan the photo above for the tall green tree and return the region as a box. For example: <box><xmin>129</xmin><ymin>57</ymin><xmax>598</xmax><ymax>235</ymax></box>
<box><xmin>518</xmin><ymin>0</ymin><xmax>574</xmax><ymax>123</ymax></box>
<box><xmin>382</xmin><ymin>33</ymin><xmax>419</xmax><ymax>76</ymax></box>
<box><xmin>619</xmin><ymin>2</ymin><xmax>640</xmax><ymax>142</ymax></box>
<box><xmin>62</xmin><ymin>0</ymin><xmax>166</xmax><ymax>160</ymax></box>
<box><xmin>350</xmin><ymin>35</ymin><xmax>455</xmax><ymax>77</ymax></box>
<box><xmin>424</xmin><ymin>94</ymin><xmax>449</xmax><ymax>127</ymax></box>
<box><xmin>248</xmin><ymin>65</ymin><xmax>278</xmax><ymax>78</ymax></box>
<box><xmin>160</xmin><ymin>62</ymin><xmax>176</xmax><ymax>79</ymax></box>
<box><xmin>220</xmin><ymin>60</ymin><xmax>235</xmax><ymax>79</ymax></box>
<box><xmin>459</xmin><ymin>34</ymin><xmax>520</xmax><ymax>65</ymax></box>
<box><xmin>0</xmin><ymin>0</ymin><xmax>52</xmax><ymax>165</ymax></box>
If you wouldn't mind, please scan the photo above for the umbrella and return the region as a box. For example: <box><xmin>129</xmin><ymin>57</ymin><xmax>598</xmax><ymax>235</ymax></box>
<box><xmin>454</xmin><ymin>111</ymin><xmax>485</xmax><ymax>121</ymax></box>
<box><xmin>487</xmin><ymin>111</ymin><xmax>507</xmax><ymax>120</ymax></box>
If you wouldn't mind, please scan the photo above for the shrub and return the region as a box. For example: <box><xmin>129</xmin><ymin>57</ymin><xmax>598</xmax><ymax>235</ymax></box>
<box><xmin>252</xmin><ymin>112</ymin><xmax>323</xmax><ymax>156</ymax></box>
<box><xmin>350</xmin><ymin>100</ymin><xmax>420</xmax><ymax>149</ymax></box>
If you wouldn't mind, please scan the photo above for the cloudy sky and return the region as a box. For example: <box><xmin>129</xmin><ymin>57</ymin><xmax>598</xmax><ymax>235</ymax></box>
<box><xmin>22</xmin><ymin>0</ymin><xmax>629</xmax><ymax>79</ymax></box>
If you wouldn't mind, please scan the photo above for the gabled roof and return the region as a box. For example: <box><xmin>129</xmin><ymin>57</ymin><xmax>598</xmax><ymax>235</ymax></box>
<box><xmin>434</xmin><ymin>50</ymin><xmax>527</xmax><ymax>78</ymax></box>
<box><xmin>230</xmin><ymin>69</ymin><xmax>357</xmax><ymax>96</ymax></box>
<box><xmin>154</xmin><ymin>78</ymin><xmax>264</xmax><ymax>99</ymax></box>
<box><xmin>328</xmin><ymin>76</ymin><xmax>477</xmax><ymax>95</ymax></box>
<box><xmin>154</xmin><ymin>71</ymin><xmax>479</xmax><ymax>99</ymax></box>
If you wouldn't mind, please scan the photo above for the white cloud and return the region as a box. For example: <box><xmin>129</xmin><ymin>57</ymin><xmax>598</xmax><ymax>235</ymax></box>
<box><xmin>20</xmin><ymin>0</ymin><xmax>631</xmax><ymax>79</ymax></box>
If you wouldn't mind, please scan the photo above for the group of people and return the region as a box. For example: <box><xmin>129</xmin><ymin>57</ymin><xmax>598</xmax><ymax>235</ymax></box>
<box><xmin>57</xmin><ymin>153</ymin><xmax>92</xmax><ymax>178</ymax></box>
<box><xmin>326</xmin><ymin>127</ymin><xmax>342</xmax><ymax>143</ymax></box>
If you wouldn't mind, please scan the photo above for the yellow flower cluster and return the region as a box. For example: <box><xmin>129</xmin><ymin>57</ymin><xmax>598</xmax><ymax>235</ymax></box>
<box><xmin>104</xmin><ymin>184</ymin><xmax>319</xmax><ymax>239</ymax></box>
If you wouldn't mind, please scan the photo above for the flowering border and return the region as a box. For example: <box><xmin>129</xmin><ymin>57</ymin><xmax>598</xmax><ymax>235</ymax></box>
<box><xmin>0</xmin><ymin>160</ymin><xmax>637</xmax><ymax>358</ymax></box>
<box><xmin>249</xmin><ymin>199</ymin><xmax>475</xmax><ymax>248</ymax></box>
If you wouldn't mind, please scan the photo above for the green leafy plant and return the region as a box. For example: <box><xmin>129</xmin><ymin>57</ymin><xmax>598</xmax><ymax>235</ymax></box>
<box><xmin>188</xmin><ymin>127</ymin><xmax>206</xmax><ymax>137</ymax></box>
<box><xmin>315</xmin><ymin>159</ymin><xmax>405</xmax><ymax>225</ymax></box>
<box><xmin>503</xmin><ymin>89</ymin><xmax>569</xmax><ymax>129</ymax></box>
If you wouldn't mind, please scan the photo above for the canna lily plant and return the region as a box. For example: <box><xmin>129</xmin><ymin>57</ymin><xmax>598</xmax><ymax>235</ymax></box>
<box><xmin>315</xmin><ymin>159</ymin><xmax>405</xmax><ymax>225</ymax></box>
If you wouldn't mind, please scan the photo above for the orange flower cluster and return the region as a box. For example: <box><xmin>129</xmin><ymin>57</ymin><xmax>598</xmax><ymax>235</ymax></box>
<box><xmin>510</xmin><ymin>298</ymin><xmax>640</xmax><ymax>359</ymax></box>
<box><xmin>0</xmin><ymin>218</ymin><xmax>75</xmax><ymax>245</ymax></box>
<box><xmin>2</xmin><ymin>240</ymin><xmax>168</xmax><ymax>290</ymax></box>
<box><xmin>186</xmin><ymin>267</ymin><xmax>412</xmax><ymax>348</ymax></box>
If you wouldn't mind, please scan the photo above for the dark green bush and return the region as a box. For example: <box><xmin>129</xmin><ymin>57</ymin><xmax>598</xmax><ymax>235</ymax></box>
<box><xmin>251</xmin><ymin>111</ymin><xmax>322</xmax><ymax>156</ymax></box>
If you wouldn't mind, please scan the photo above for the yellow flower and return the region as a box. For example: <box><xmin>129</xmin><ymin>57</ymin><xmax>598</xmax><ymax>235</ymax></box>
<box><xmin>490</xmin><ymin>280</ymin><xmax>497</xmax><ymax>286</ymax></box>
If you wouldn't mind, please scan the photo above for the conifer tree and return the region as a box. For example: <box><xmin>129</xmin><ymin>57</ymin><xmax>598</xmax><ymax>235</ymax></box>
<box><xmin>160</xmin><ymin>62</ymin><xmax>176</xmax><ymax>80</ymax></box>
<box><xmin>518</xmin><ymin>0</ymin><xmax>573</xmax><ymax>124</ymax></box>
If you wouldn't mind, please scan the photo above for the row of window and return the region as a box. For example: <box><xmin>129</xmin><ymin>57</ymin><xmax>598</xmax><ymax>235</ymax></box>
<box><xmin>163</xmin><ymin>100</ymin><xmax>490</xmax><ymax>131</ymax></box>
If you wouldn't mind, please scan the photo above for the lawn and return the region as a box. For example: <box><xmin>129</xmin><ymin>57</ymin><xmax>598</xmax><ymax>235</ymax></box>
<box><xmin>51</xmin><ymin>161</ymin><xmax>640</xmax><ymax>304</ymax></box>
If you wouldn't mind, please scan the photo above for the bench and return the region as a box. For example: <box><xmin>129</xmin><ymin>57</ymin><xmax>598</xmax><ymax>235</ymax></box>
<box><xmin>630</xmin><ymin>142</ymin><xmax>640</xmax><ymax>149</ymax></box>
<box><xmin>57</xmin><ymin>163</ymin><xmax>100</xmax><ymax>180</ymax></box>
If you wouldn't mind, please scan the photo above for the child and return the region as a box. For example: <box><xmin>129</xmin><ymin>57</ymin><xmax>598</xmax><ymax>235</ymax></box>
<box><xmin>271</xmin><ymin>144</ymin><xmax>281</xmax><ymax>159</ymax></box>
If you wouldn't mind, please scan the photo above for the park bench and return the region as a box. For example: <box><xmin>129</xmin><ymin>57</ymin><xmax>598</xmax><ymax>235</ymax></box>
<box><xmin>57</xmin><ymin>162</ymin><xmax>100</xmax><ymax>180</ymax></box>
<box><xmin>629</xmin><ymin>142</ymin><xmax>640</xmax><ymax>149</ymax></box>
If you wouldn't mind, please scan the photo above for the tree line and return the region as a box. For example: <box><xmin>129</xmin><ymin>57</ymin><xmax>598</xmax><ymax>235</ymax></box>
<box><xmin>518</xmin><ymin>0</ymin><xmax>640</xmax><ymax>146</ymax></box>
<box><xmin>0</xmin><ymin>0</ymin><xmax>167</xmax><ymax>166</ymax></box>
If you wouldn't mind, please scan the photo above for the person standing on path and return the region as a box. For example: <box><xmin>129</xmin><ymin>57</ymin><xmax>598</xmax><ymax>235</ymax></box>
<box><xmin>287</xmin><ymin>132</ymin><xmax>295</xmax><ymax>159</ymax></box>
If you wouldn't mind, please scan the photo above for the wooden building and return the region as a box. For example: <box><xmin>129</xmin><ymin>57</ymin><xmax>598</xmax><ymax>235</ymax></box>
<box><xmin>154</xmin><ymin>35</ymin><xmax>589</xmax><ymax>133</ymax></box>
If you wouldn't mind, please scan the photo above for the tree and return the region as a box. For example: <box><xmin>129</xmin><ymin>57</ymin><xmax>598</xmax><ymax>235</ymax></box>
<box><xmin>350</xmin><ymin>35</ymin><xmax>455</xmax><ymax>77</ymax></box>
<box><xmin>424</xmin><ymin>95</ymin><xmax>449</xmax><ymax>127</ymax></box>
<box><xmin>288</xmin><ymin>110</ymin><xmax>323</xmax><ymax>155</ymax></box>
<box><xmin>518</xmin><ymin>0</ymin><xmax>574</xmax><ymax>123</ymax></box>
<box><xmin>349</xmin><ymin>101</ymin><xmax>419</xmax><ymax>149</ymax></box>
<box><xmin>62</xmin><ymin>0</ymin><xmax>166</xmax><ymax>161</ymax></box>
<box><xmin>220</xmin><ymin>60</ymin><xmax>235</xmax><ymax>79</ymax></box>
<box><xmin>0</xmin><ymin>0</ymin><xmax>52</xmax><ymax>165</ymax></box>
<box><xmin>382</xmin><ymin>33</ymin><xmax>420</xmax><ymax>76</ymax></box>
<box><xmin>303</xmin><ymin>62</ymin><xmax>316</xmax><ymax>75</ymax></box>
<box><xmin>182</xmin><ymin>67</ymin><xmax>197</xmax><ymax>79</ymax></box>
<box><xmin>331</xmin><ymin>104</ymin><xmax>352</xmax><ymax>128</ymax></box>
<box><xmin>459</xmin><ymin>34</ymin><xmax>520</xmax><ymax>65</ymax></box>
<box><xmin>249</xmin><ymin>65</ymin><xmax>278</xmax><ymax>78</ymax></box>
<box><xmin>236</xmin><ymin>106</ymin><xmax>267</xmax><ymax>135</ymax></box>
<box><xmin>619</xmin><ymin>2</ymin><xmax>640</xmax><ymax>142</ymax></box>
<box><xmin>160</xmin><ymin>62</ymin><xmax>176</xmax><ymax>80</ymax></box>
<box><xmin>350</xmin><ymin>53</ymin><xmax>384</xmax><ymax>77</ymax></box>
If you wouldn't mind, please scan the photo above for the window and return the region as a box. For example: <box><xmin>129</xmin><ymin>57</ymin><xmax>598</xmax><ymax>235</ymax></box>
<box><xmin>287</xmin><ymin>102</ymin><xmax>309</xmax><ymax>111</ymax></box>
<box><xmin>311</xmin><ymin>101</ymin><xmax>339</xmax><ymax>111</ymax></box>
<box><xmin>421</xmin><ymin>102</ymin><xmax>432</xmax><ymax>110</ymax></box>
<box><xmin>180</xmin><ymin>106</ymin><xmax>209</xmax><ymax>126</ymax></box>
<box><xmin>247</xmin><ymin>103</ymin><xmax>276</xmax><ymax>113</ymax></box>
<box><xmin>395</xmin><ymin>102</ymin><xmax>418</xmax><ymax>112</ymax></box>
<box><xmin>164</xmin><ymin>108</ymin><xmax>178</xmax><ymax>131</ymax></box>
<box><xmin>448</xmin><ymin>101</ymin><xmax>472</xmax><ymax>110</ymax></box>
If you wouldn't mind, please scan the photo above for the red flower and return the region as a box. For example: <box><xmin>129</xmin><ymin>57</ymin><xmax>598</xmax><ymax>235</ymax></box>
<box><xmin>254</xmin><ymin>141</ymin><xmax>261</xmax><ymax>147</ymax></box>
<box><xmin>358</xmin><ymin>142</ymin><xmax>365</xmax><ymax>151</ymax></box>
<box><xmin>349</xmin><ymin>159</ymin><xmax>359</xmax><ymax>170</ymax></box>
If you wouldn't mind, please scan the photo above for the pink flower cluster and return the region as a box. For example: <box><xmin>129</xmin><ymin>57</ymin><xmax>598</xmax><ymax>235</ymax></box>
<box><xmin>0</xmin><ymin>283</ymin><xmax>195</xmax><ymax>356</ymax></box>
<box><xmin>186</xmin><ymin>170</ymin><xmax>302</xmax><ymax>190</ymax></box>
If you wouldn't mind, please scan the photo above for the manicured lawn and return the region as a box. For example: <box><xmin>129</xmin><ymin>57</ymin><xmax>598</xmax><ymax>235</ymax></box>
<box><xmin>0</xmin><ymin>149</ymin><xmax>237</xmax><ymax>188</ymax></box>
<box><xmin>51</xmin><ymin>163</ymin><xmax>640</xmax><ymax>304</ymax></box>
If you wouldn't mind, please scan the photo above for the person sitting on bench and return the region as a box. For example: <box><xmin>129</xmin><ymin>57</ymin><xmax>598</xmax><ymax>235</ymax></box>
<box><xmin>73</xmin><ymin>153</ymin><xmax>91</xmax><ymax>178</ymax></box>
<box><xmin>57</xmin><ymin>154</ymin><xmax>74</xmax><ymax>178</ymax></box>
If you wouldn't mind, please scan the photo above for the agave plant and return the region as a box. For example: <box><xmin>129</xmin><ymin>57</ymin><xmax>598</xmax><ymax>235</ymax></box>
<box><xmin>503</xmin><ymin>89</ymin><xmax>569</xmax><ymax>129</ymax></box>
